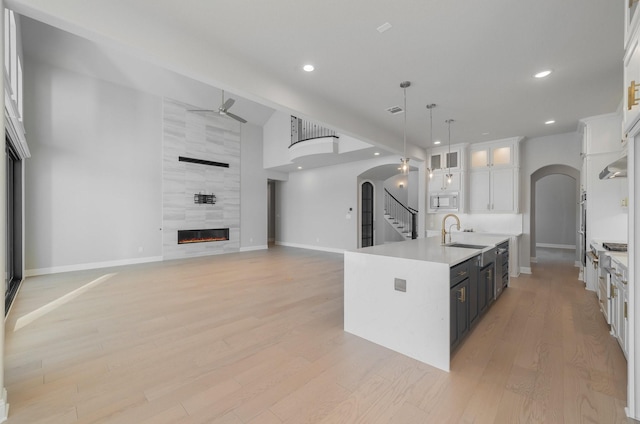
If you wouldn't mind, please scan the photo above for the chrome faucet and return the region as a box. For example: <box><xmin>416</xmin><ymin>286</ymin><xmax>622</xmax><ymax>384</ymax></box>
<box><xmin>441</xmin><ymin>213</ymin><xmax>461</xmax><ymax>244</ymax></box>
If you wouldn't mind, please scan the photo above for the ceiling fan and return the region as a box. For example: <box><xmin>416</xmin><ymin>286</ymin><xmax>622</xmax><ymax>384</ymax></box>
<box><xmin>188</xmin><ymin>90</ymin><xmax>247</xmax><ymax>123</ymax></box>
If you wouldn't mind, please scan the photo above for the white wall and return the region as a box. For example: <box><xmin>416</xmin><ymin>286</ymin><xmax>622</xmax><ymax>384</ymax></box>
<box><xmin>24</xmin><ymin>59</ymin><xmax>163</xmax><ymax>273</ymax></box>
<box><xmin>520</xmin><ymin>132</ymin><xmax>582</xmax><ymax>270</ymax></box>
<box><xmin>263</xmin><ymin>110</ymin><xmax>291</xmax><ymax>169</ymax></box>
<box><xmin>535</xmin><ymin>174</ymin><xmax>577</xmax><ymax>247</ymax></box>
<box><xmin>241</xmin><ymin>123</ymin><xmax>268</xmax><ymax>250</ymax></box>
<box><xmin>276</xmin><ymin>156</ymin><xmax>425</xmax><ymax>252</ymax></box>
<box><xmin>24</xmin><ymin>56</ymin><xmax>270</xmax><ymax>273</ymax></box>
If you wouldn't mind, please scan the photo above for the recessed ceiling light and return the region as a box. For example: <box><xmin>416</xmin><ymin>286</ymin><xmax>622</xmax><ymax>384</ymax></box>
<box><xmin>303</xmin><ymin>64</ymin><xmax>314</xmax><ymax>72</ymax></box>
<box><xmin>434</xmin><ymin>140</ymin><xmax>441</xmax><ymax>145</ymax></box>
<box><xmin>374</xmin><ymin>152</ymin><xmax>380</xmax><ymax>156</ymax></box>
<box><xmin>534</xmin><ymin>70</ymin><xmax>552</xmax><ymax>78</ymax></box>
<box><xmin>545</xmin><ymin>120</ymin><xmax>555</xmax><ymax>125</ymax></box>
<box><xmin>377</xmin><ymin>22</ymin><xmax>392</xmax><ymax>33</ymax></box>
<box><xmin>297</xmin><ymin>166</ymin><xmax>303</xmax><ymax>169</ymax></box>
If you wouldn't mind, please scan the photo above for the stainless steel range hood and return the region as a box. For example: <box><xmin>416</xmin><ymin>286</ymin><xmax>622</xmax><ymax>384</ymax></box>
<box><xmin>599</xmin><ymin>155</ymin><xmax>627</xmax><ymax>179</ymax></box>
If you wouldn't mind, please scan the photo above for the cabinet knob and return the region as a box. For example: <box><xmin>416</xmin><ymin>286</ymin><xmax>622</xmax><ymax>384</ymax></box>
<box><xmin>628</xmin><ymin>80</ymin><xmax>639</xmax><ymax>110</ymax></box>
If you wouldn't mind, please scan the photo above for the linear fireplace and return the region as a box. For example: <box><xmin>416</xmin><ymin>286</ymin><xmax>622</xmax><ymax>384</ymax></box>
<box><xmin>177</xmin><ymin>228</ymin><xmax>229</xmax><ymax>244</ymax></box>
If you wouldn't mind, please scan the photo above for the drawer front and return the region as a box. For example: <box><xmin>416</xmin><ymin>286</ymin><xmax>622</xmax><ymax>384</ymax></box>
<box><xmin>450</xmin><ymin>260</ymin><xmax>471</xmax><ymax>287</ymax></box>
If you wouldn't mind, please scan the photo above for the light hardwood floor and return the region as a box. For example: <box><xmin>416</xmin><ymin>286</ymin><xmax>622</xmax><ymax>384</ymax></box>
<box><xmin>3</xmin><ymin>246</ymin><xmax>635</xmax><ymax>423</ymax></box>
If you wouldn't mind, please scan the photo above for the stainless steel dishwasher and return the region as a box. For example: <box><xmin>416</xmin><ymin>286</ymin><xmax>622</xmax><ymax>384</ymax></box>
<box><xmin>495</xmin><ymin>241</ymin><xmax>509</xmax><ymax>299</ymax></box>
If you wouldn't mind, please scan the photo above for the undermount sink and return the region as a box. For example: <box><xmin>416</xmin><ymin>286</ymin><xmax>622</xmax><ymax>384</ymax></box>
<box><xmin>446</xmin><ymin>243</ymin><xmax>488</xmax><ymax>249</ymax></box>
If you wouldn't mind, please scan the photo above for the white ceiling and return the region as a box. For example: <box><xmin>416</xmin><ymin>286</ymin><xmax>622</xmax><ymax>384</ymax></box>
<box><xmin>9</xmin><ymin>0</ymin><xmax>624</xmax><ymax>158</ymax></box>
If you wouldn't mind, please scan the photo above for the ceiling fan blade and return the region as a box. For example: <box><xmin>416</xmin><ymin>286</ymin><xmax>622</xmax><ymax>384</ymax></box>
<box><xmin>187</xmin><ymin>109</ymin><xmax>217</xmax><ymax>113</ymax></box>
<box><xmin>225</xmin><ymin>111</ymin><xmax>247</xmax><ymax>123</ymax></box>
<box><xmin>220</xmin><ymin>98</ymin><xmax>235</xmax><ymax>111</ymax></box>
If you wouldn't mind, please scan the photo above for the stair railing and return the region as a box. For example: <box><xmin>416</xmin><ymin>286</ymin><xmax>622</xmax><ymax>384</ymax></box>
<box><xmin>290</xmin><ymin>115</ymin><xmax>338</xmax><ymax>146</ymax></box>
<box><xmin>384</xmin><ymin>188</ymin><xmax>418</xmax><ymax>239</ymax></box>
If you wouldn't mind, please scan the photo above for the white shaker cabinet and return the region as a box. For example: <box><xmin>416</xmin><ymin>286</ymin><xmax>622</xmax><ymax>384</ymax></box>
<box><xmin>468</xmin><ymin>138</ymin><xmax>521</xmax><ymax>213</ymax></box>
<box><xmin>624</xmin><ymin>35</ymin><xmax>640</xmax><ymax>136</ymax></box>
<box><xmin>470</xmin><ymin>144</ymin><xmax>515</xmax><ymax>169</ymax></box>
<box><xmin>429</xmin><ymin>171</ymin><xmax>461</xmax><ymax>192</ymax></box>
<box><xmin>469</xmin><ymin>168</ymin><xmax>517</xmax><ymax>213</ymax></box>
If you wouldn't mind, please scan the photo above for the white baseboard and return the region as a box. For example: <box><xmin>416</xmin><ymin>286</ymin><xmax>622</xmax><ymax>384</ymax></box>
<box><xmin>574</xmin><ymin>261</ymin><xmax>581</xmax><ymax>268</ymax></box>
<box><xmin>536</xmin><ymin>243</ymin><xmax>576</xmax><ymax>250</ymax></box>
<box><xmin>25</xmin><ymin>256</ymin><xmax>163</xmax><ymax>277</ymax></box>
<box><xmin>520</xmin><ymin>267</ymin><xmax>532</xmax><ymax>275</ymax></box>
<box><xmin>275</xmin><ymin>241</ymin><xmax>345</xmax><ymax>255</ymax></box>
<box><xmin>240</xmin><ymin>245</ymin><xmax>269</xmax><ymax>252</ymax></box>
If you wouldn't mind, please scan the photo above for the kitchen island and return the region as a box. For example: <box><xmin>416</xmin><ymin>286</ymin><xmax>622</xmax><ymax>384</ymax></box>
<box><xmin>344</xmin><ymin>233</ymin><xmax>510</xmax><ymax>371</ymax></box>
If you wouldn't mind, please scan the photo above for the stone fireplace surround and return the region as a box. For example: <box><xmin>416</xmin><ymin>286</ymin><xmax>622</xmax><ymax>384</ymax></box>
<box><xmin>162</xmin><ymin>98</ymin><xmax>240</xmax><ymax>259</ymax></box>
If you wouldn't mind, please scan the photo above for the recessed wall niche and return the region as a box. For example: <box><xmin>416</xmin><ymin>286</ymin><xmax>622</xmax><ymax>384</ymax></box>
<box><xmin>162</xmin><ymin>98</ymin><xmax>240</xmax><ymax>259</ymax></box>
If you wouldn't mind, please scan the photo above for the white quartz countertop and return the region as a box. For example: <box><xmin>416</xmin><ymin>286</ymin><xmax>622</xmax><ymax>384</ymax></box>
<box><xmin>349</xmin><ymin>233</ymin><xmax>511</xmax><ymax>266</ymax></box>
<box><xmin>606</xmin><ymin>251</ymin><xmax>628</xmax><ymax>269</ymax></box>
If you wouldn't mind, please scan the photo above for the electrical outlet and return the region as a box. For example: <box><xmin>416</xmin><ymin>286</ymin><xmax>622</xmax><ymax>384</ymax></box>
<box><xmin>621</xmin><ymin>197</ymin><xmax>629</xmax><ymax>207</ymax></box>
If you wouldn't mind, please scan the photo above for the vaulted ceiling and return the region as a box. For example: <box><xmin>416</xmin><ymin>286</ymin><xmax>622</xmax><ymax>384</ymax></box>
<box><xmin>9</xmin><ymin>0</ymin><xmax>623</xmax><ymax>157</ymax></box>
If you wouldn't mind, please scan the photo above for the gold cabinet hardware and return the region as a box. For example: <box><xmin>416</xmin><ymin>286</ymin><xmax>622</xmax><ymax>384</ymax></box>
<box><xmin>457</xmin><ymin>287</ymin><xmax>466</xmax><ymax>303</ymax></box>
<box><xmin>610</xmin><ymin>283</ymin><xmax>616</xmax><ymax>298</ymax></box>
<box><xmin>628</xmin><ymin>80</ymin><xmax>640</xmax><ymax>110</ymax></box>
<box><xmin>615</xmin><ymin>272</ymin><xmax>623</xmax><ymax>277</ymax></box>
<box><xmin>625</xmin><ymin>301</ymin><xmax>628</xmax><ymax>319</ymax></box>
<box><xmin>457</xmin><ymin>270</ymin><xmax>467</xmax><ymax>277</ymax></box>
<box><xmin>622</xmin><ymin>279</ymin><xmax>628</xmax><ymax>285</ymax></box>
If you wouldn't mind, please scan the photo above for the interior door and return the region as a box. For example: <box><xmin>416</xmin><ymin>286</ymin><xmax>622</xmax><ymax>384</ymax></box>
<box><xmin>361</xmin><ymin>182</ymin><xmax>374</xmax><ymax>247</ymax></box>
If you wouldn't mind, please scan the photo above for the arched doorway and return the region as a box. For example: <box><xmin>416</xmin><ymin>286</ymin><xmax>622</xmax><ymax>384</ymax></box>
<box><xmin>530</xmin><ymin>164</ymin><xmax>580</xmax><ymax>266</ymax></box>
<box><xmin>361</xmin><ymin>182</ymin><xmax>374</xmax><ymax>247</ymax></box>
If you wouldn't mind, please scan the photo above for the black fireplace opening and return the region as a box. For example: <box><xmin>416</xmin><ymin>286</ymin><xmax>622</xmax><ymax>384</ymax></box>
<box><xmin>178</xmin><ymin>228</ymin><xmax>229</xmax><ymax>244</ymax></box>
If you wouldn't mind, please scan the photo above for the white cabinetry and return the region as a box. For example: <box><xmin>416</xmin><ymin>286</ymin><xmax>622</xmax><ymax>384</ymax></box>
<box><xmin>610</xmin><ymin>256</ymin><xmax>629</xmax><ymax>359</ymax></box>
<box><xmin>468</xmin><ymin>138</ymin><xmax>521</xmax><ymax>213</ymax></box>
<box><xmin>469</xmin><ymin>143</ymin><xmax>516</xmax><ymax>169</ymax></box>
<box><xmin>427</xmin><ymin>144</ymin><xmax>465</xmax><ymax>213</ymax></box>
<box><xmin>430</xmin><ymin>171</ymin><xmax>461</xmax><ymax>192</ymax></box>
<box><xmin>624</xmin><ymin>36</ymin><xmax>640</xmax><ymax>136</ymax></box>
<box><xmin>429</xmin><ymin>145</ymin><xmax>463</xmax><ymax>174</ymax></box>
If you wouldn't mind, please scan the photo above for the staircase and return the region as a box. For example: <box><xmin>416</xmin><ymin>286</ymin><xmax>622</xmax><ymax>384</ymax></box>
<box><xmin>383</xmin><ymin>189</ymin><xmax>418</xmax><ymax>239</ymax></box>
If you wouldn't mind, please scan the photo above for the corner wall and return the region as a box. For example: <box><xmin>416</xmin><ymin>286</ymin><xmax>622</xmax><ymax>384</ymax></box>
<box><xmin>24</xmin><ymin>59</ymin><xmax>164</xmax><ymax>274</ymax></box>
<box><xmin>520</xmin><ymin>132</ymin><xmax>582</xmax><ymax>271</ymax></box>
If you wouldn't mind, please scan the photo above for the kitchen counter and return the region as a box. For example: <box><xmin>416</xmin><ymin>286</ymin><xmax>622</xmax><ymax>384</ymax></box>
<box><xmin>607</xmin><ymin>251</ymin><xmax>628</xmax><ymax>269</ymax></box>
<box><xmin>350</xmin><ymin>233</ymin><xmax>510</xmax><ymax>266</ymax></box>
<box><xmin>344</xmin><ymin>234</ymin><xmax>510</xmax><ymax>372</ymax></box>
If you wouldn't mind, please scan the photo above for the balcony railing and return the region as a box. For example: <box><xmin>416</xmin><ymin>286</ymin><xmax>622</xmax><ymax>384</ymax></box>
<box><xmin>290</xmin><ymin>115</ymin><xmax>338</xmax><ymax>146</ymax></box>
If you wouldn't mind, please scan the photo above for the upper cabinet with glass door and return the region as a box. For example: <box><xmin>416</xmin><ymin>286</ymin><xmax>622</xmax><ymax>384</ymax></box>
<box><xmin>469</xmin><ymin>138</ymin><xmax>520</xmax><ymax>170</ymax></box>
<box><xmin>428</xmin><ymin>144</ymin><xmax>464</xmax><ymax>174</ymax></box>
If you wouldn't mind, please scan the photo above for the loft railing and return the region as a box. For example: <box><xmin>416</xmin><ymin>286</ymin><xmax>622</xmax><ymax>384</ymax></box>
<box><xmin>290</xmin><ymin>115</ymin><xmax>338</xmax><ymax>146</ymax></box>
<box><xmin>384</xmin><ymin>188</ymin><xmax>418</xmax><ymax>239</ymax></box>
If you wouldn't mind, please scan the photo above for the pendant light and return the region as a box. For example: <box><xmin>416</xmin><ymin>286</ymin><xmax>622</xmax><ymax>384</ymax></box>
<box><xmin>400</xmin><ymin>81</ymin><xmax>411</xmax><ymax>175</ymax></box>
<box><xmin>426</xmin><ymin>104</ymin><xmax>436</xmax><ymax>179</ymax></box>
<box><xmin>445</xmin><ymin>119</ymin><xmax>454</xmax><ymax>185</ymax></box>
